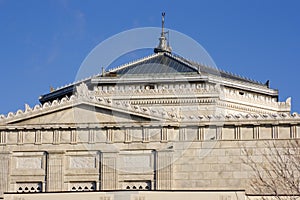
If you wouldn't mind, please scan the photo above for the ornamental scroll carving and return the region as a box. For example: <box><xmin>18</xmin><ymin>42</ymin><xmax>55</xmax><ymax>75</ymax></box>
<box><xmin>76</xmin><ymin>82</ymin><xmax>89</xmax><ymax>98</ymax></box>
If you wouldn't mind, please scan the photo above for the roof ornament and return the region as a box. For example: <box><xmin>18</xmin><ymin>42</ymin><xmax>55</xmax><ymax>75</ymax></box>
<box><xmin>154</xmin><ymin>12</ymin><xmax>172</xmax><ymax>53</ymax></box>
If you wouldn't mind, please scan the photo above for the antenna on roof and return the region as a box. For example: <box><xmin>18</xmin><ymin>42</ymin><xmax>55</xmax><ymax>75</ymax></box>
<box><xmin>154</xmin><ymin>12</ymin><xmax>172</xmax><ymax>53</ymax></box>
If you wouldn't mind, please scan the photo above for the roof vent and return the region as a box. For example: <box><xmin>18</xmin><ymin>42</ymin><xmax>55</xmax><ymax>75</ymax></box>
<box><xmin>154</xmin><ymin>12</ymin><xmax>172</xmax><ymax>53</ymax></box>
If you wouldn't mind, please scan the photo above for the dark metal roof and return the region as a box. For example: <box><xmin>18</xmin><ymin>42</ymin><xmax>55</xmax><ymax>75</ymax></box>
<box><xmin>111</xmin><ymin>53</ymin><xmax>198</xmax><ymax>75</ymax></box>
<box><xmin>173</xmin><ymin>54</ymin><xmax>265</xmax><ymax>85</ymax></box>
<box><xmin>109</xmin><ymin>52</ymin><xmax>265</xmax><ymax>86</ymax></box>
<box><xmin>39</xmin><ymin>52</ymin><xmax>269</xmax><ymax>104</ymax></box>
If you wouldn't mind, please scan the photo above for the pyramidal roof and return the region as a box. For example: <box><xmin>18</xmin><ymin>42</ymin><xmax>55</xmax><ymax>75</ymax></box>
<box><xmin>108</xmin><ymin>52</ymin><xmax>198</xmax><ymax>75</ymax></box>
<box><xmin>105</xmin><ymin>52</ymin><xmax>264</xmax><ymax>86</ymax></box>
<box><xmin>39</xmin><ymin>51</ymin><xmax>269</xmax><ymax>104</ymax></box>
<box><xmin>39</xmin><ymin>13</ymin><xmax>271</xmax><ymax>104</ymax></box>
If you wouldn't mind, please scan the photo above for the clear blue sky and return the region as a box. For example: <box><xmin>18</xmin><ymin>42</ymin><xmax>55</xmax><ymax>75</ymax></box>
<box><xmin>0</xmin><ymin>0</ymin><xmax>299</xmax><ymax>114</ymax></box>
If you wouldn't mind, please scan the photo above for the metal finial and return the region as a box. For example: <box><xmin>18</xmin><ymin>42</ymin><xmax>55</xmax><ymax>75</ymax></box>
<box><xmin>154</xmin><ymin>12</ymin><xmax>172</xmax><ymax>53</ymax></box>
<box><xmin>101</xmin><ymin>67</ymin><xmax>105</xmax><ymax>77</ymax></box>
<box><xmin>162</xmin><ymin>12</ymin><xmax>165</xmax><ymax>36</ymax></box>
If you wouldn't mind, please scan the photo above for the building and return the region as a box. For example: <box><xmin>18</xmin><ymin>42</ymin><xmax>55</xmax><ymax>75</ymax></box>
<box><xmin>1</xmin><ymin>14</ymin><xmax>299</xmax><ymax>200</ymax></box>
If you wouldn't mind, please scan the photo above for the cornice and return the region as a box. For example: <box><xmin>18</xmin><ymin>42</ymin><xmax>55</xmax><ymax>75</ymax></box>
<box><xmin>1</xmin><ymin>82</ymin><xmax>298</xmax><ymax>126</ymax></box>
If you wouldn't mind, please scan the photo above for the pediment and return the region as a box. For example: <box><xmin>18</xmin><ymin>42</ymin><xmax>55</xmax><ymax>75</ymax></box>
<box><xmin>6</xmin><ymin>104</ymin><xmax>153</xmax><ymax>126</ymax></box>
<box><xmin>1</xmin><ymin>96</ymin><xmax>174</xmax><ymax>126</ymax></box>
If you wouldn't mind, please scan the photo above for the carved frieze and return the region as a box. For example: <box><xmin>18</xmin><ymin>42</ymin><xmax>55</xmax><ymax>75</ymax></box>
<box><xmin>69</xmin><ymin>156</ymin><xmax>96</xmax><ymax>169</ymax></box>
<box><xmin>16</xmin><ymin>157</ymin><xmax>42</xmax><ymax>169</ymax></box>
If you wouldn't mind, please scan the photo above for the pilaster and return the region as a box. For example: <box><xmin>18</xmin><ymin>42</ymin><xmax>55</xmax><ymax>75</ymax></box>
<box><xmin>46</xmin><ymin>150</ymin><xmax>65</xmax><ymax>192</ymax></box>
<box><xmin>0</xmin><ymin>151</ymin><xmax>10</xmax><ymax>197</ymax></box>
<box><xmin>101</xmin><ymin>152</ymin><xmax>118</xmax><ymax>190</ymax></box>
<box><xmin>155</xmin><ymin>150</ymin><xmax>173</xmax><ymax>190</ymax></box>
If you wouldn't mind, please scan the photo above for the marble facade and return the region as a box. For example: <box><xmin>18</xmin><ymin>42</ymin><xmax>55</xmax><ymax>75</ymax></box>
<box><xmin>0</xmin><ymin>48</ymin><xmax>299</xmax><ymax>200</ymax></box>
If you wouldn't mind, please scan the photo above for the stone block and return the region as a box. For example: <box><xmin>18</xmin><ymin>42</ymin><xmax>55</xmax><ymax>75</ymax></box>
<box><xmin>210</xmin><ymin>148</ymin><xmax>225</xmax><ymax>156</ymax></box>
<box><xmin>24</xmin><ymin>130</ymin><xmax>35</xmax><ymax>144</ymax></box>
<box><xmin>241</xmin><ymin>126</ymin><xmax>254</xmax><ymax>140</ymax></box>
<box><xmin>202</xmin><ymin>156</ymin><xmax>218</xmax><ymax>164</ymax></box>
<box><xmin>7</xmin><ymin>131</ymin><xmax>17</xmax><ymax>144</ymax></box>
<box><xmin>224</xmin><ymin>149</ymin><xmax>241</xmax><ymax>156</ymax></box>
<box><xmin>42</xmin><ymin>130</ymin><xmax>53</xmax><ymax>144</ymax></box>
<box><xmin>279</xmin><ymin>125</ymin><xmax>291</xmax><ymax>139</ymax></box>
<box><xmin>181</xmin><ymin>164</ymin><xmax>196</xmax><ymax>172</ymax></box>
<box><xmin>195</xmin><ymin>164</ymin><xmax>211</xmax><ymax>172</ymax></box>
<box><xmin>60</xmin><ymin>130</ymin><xmax>71</xmax><ymax>143</ymax></box>
<box><xmin>210</xmin><ymin>163</ymin><xmax>223</xmax><ymax>171</ymax></box>
<box><xmin>173</xmin><ymin>172</ymin><xmax>189</xmax><ymax>180</ymax></box>
<box><xmin>233</xmin><ymin>171</ymin><xmax>248</xmax><ymax>179</ymax></box>
<box><xmin>225</xmin><ymin>178</ymin><xmax>242</xmax><ymax>187</ymax></box>
<box><xmin>231</xmin><ymin>156</ymin><xmax>243</xmax><ymax>164</ymax></box>
<box><xmin>188</xmin><ymin>171</ymin><xmax>204</xmax><ymax>180</ymax></box>
<box><xmin>260</xmin><ymin>126</ymin><xmax>272</xmax><ymax>139</ymax></box>
<box><xmin>217</xmin><ymin>156</ymin><xmax>232</xmax><ymax>164</ymax></box>
<box><xmin>218</xmin><ymin>171</ymin><xmax>233</xmax><ymax>179</ymax></box>
<box><xmin>222</xmin><ymin>126</ymin><xmax>235</xmax><ymax>140</ymax></box>
<box><xmin>195</xmin><ymin>179</ymin><xmax>211</xmax><ymax>188</ymax></box>
<box><xmin>202</xmin><ymin>172</ymin><xmax>219</xmax><ymax>180</ymax></box>
<box><xmin>225</xmin><ymin>163</ymin><xmax>241</xmax><ymax>171</ymax></box>
<box><xmin>219</xmin><ymin>141</ymin><xmax>240</xmax><ymax>148</ymax></box>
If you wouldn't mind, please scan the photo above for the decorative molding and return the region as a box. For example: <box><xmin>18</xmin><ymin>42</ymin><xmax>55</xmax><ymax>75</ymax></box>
<box><xmin>290</xmin><ymin>125</ymin><xmax>297</xmax><ymax>139</ymax></box>
<box><xmin>53</xmin><ymin>130</ymin><xmax>61</xmax><ymax>145</ymax></box>
<box><xmin>88</xmin><ymin>129</ymin><xmax>96</xmax><ymax>144</ymax></box>
<box><xmin>197</xmin><ymin>127</ymin><xmax>204</xmax><ymax>141</ymax></box>
<box><xmin>179</xmin><ymin>128</ymin><xmax>186</xmax><ymax>141</ymax></box>
<box><xmin>69</xmin><ymin>182</ymin><xmax>96</xmax><ymax>191</ymax></box>
<box><xmin>16</xmin><ymin>182</ymin><xmax>42</xmax><ymax>193</ymax></box>
<box><xmin>70</xmin><ymin>129</ymin><xmax>77</xmax><ymax>144</ymax></box>
<box><xmin>0</xmin><ymin>82</ymin><xmax>298</xmax><ymax>125</ymax></box>
<box><xmin>35</xmin><ymin>130</ymin><xmax>42</xmax><ymax>145</ymax></box>
<box><xmin>254</xmin><ymin>126</ymin><xmax>260</xmax><ymax>139</ymax></box>
<box><xmin>234</xmin><ymin>126</ymin><xmax>241</xmax><ymax>140</ymax></box>
<box><xmin>106</xmin><ymin>129</ymin><xmax>114</xmax><ymax>143</ymax></box>
<box><xmin>272</xmin><ymin>125</ymin><xmax>278</xmax><ymax>139</ymax></box>
<box><xmin>216</xmin><ymin>126</ymin><xmax>222</xmax><ymax>140</ymax></box>
<box><xmin>0</xmin><ymin>131</ymin><xmax>6</xmax><ymax>145</ymax></box>
<box><xmin>124</xmin><ymin>129</ymin><xmax>132</xmax><ymax>143</ymax></box>
<box><xmin>123</xmin><ymin>181</ymin><xmax>151</xmax><ymax>190</ymax></box>
<box><xmin>17</xmin><ymin>130</ymin><xmax>24</xmax><ymax>145</ymax></box>
<box><xmin>142</xmin><ymin>127</ymin><xmax>150</xmax><ymax>143</ymax></box>
<box><xmin>161</xmin><ymin>127</ymin><xmax>168</xmax><ymax>142</ymax></box>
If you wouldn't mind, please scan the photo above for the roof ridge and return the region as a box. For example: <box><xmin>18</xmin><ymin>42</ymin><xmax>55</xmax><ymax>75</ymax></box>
<box><xmin>108</xmin><ymin>53</ymin><xmax>160</xmax><ymax>73</ymax></box>
<box><xmin>173</xmin><ymin>54</ymin><xmax>264</xmax><ymax>85</ymax></box>
<box><xmin>219</xmin><ymin>68</ymin><xmax>263</xmax><ymax>85</ymax></box>
<box><xmin>48</xmin><ymin>53</ymin><xmax>161</xmax><ymax>93</ymax></box>
<box><xmin>164</xmin><ymin>52</ymin><xmax>200</xmax><ymax>72</ymax></box>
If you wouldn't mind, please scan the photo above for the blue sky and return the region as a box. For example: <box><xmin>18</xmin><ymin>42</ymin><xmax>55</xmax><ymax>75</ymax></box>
<box><xmin>0</xmin><ymin>0</ymin><xmax>300</xmax><ymax>114</ymax></box>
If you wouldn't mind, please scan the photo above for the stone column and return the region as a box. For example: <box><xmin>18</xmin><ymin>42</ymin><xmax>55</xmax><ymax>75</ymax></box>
<box><xmin>0</xmin><ymin>151</ymin><xmax>10</xmax><ymax>197</ymax></box>
<box><xmin>101</xmin><ymin>152</ymin><xmax>118</xmax><ymax>190</ymax></box>
<box><xmin>155</xmin><ymin>150</ymin><xmax>173</xmax><ymax>190</ymax></box>
<box><xmin>46</xmin><ymin>150</ymin><xmax>65</xmax><ymax>192</ymax></box>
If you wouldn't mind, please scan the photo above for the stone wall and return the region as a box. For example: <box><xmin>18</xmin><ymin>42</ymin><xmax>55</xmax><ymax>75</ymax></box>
<box><xmin>0</xmin><ymin>122</ymin><xmax>299</xmax><ymax>197</ymax></box>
